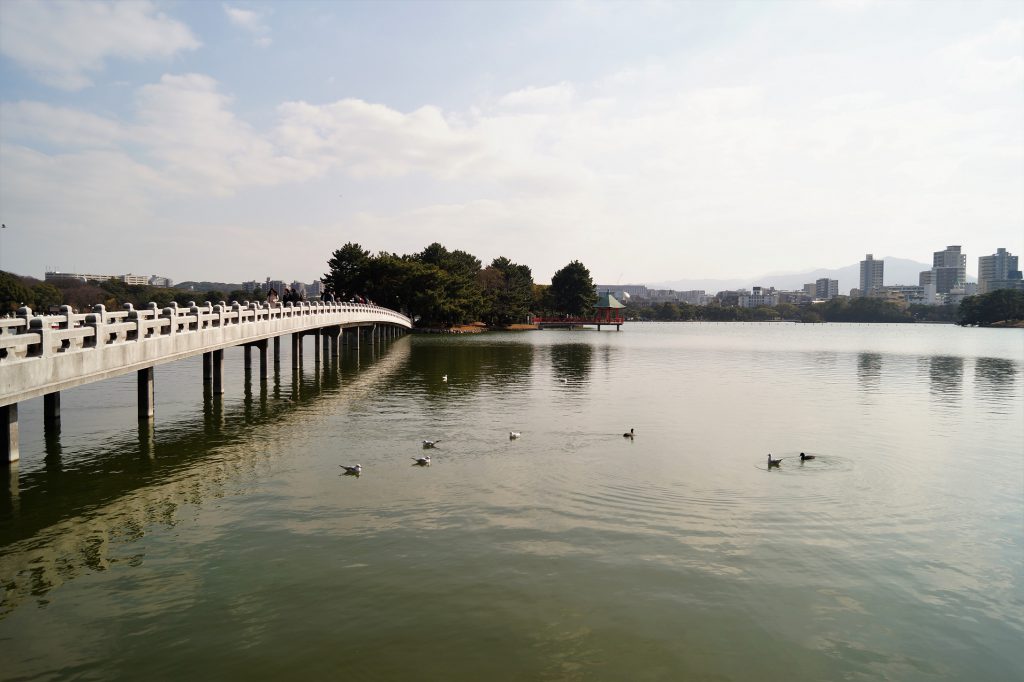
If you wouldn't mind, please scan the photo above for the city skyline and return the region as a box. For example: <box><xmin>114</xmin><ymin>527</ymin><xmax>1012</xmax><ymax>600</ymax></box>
<box><xmin>1</xmin><ymin>1</ymin><xmax>1022</xmax><ymax>284</ymax></box>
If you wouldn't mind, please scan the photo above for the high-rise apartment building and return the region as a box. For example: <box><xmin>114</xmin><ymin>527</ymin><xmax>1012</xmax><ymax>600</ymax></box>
<box><xmin>859</xmin><ymin>254</ymin><xmax>884</xmax><ymax>296</ymax></box>
<box><xmin>931</xmin><ymin>245</ymin><xmax>966</xmax><ymax>294</ymax></box>
<box><xmin>815</xmin><ymin>278</ymin><xmax>838</xmax><ymax>300</ymax></box>
<box><xmin>978</xmin><ymin>248</ymin><xmax>1020</xmax><ymax>294</ymax></box>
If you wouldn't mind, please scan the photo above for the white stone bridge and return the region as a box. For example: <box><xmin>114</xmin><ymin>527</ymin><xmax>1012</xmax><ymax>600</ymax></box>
<box><xmin>0</xmin><ymin>300</ymin><xmax>412</xmax><ymax>461</ymax></box>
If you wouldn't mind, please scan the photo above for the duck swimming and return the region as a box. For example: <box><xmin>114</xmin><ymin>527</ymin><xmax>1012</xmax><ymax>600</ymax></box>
<box><xmin>412</xmin><ymin>456</ymin><xmax>431</xmax><ymax>466</ymax></box>
<box><xmin>800</xmin><ymin>452</ymin><xmax>815</xmax><ymax>461</ymax></box>
<box><xmin>509</xmin><ymin>431</ymin><xmax>521</xmax><ymax>439</ymax></box>
<box><xmin>767</xmin><ymin>454</ymin><xmax>781</xmax><ymax>467</ymax></box>
<box><xmin>340</xmin><ymin>464</ymin><xmax>362</xmax><ymax>475</ymax></box>
<box><xmin>623</xmin><ymin>428</ymin><xmax>635</xmax><ymax>439</ymax></box>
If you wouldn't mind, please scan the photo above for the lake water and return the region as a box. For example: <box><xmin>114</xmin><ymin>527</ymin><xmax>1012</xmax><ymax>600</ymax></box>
<box><xmin>1</xmin><ymin>323</ymin><xmax>1022</xmax><ymax>681</ymax></box>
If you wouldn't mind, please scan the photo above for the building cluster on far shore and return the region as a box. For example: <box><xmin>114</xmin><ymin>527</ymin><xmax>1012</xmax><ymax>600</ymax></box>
<box><xmin>598</xmin><ymin>245</ymin><xmax>1022</xmax><ymax>309</ymax></box>
<box><xmin>242</xmin><ymin>277</ymin><xmax>323</xmax><ymax>300</ymax></box>
<box><xmin>44</xmin><ymin>272</ymin><xmax>173</xmax><ymax>288</ymax></box>
<box><xmin>855</xmin><ymin>245</ymin><xmax>1022</xmax><ymax>306</ymax></box>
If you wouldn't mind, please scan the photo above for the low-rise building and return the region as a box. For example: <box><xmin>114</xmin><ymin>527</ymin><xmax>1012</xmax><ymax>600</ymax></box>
<box><xmin>879</xmin><ymin>285</ymin><xmax>927</xmax><ymax>306</ymax></box>
<box><xmin>738</xmin><ymin>286</ymin><xmax>779</xmax><ymax>308</ymax></box>
<box><xmin>45</xmin><ymin>271</ymin><xmax>169</xmax><ymax>287</ymax></box>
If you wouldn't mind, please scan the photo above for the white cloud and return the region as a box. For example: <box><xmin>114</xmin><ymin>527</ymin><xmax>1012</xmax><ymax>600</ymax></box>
<box><xmin>0</xmin><ymin>101</ymin><xmax>124</xmax><ymax>148</ymax></box>
<box><xmin>223</xmin><ymin>4</ymin><xmax>272</xmax><ymax>48</ymax></box>
<box><xmin>941</xmin><ymin>20</ymin><xmax>1024</xmax><ymax>92</ymax></box>
<box><xmin>2</xmin><ymin>4</ymin><xmax>1022</xmax><ymax>282</ymax></box>
<box><xmin>497</xmin><ymin>83</ymin><xmax>576</xmax><ymax>111</ymax></box>
<box><xmin>0</xmin><ymin>0</ymin><xmax>199</xmax><ymax>90</ymax></box>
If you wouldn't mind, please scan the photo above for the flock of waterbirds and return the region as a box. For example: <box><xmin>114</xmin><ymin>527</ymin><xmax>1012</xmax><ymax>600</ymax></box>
<box><xmin>342</xmin><ymin>433</ymin><xmax>816</xmax><ymax>476</ymax></box>
<box><xmin>339</xmin><ymin>426</ymin><xmax>639</xmax><ymax>477</ymax></box>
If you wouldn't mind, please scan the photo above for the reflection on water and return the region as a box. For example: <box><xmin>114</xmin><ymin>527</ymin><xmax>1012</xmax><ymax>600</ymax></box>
<box><xmin>1</xmin><ymin>325</ymin><xmax>1022</xmax><ymax>681</ymax></box>
<box><xmin>928</xmin><ymin>355</ymin><xmax>964</xmax><ymax>401</ymax></box>
<box><xmin>857</xmin><ymin>352</ymin><xmax>883</xmax><ymax>392</ymax></box>
<box><xmin>405</xmin><ymin>338</ymin><xmax>535</xmax><ymax>398</ymax></box>
<box><xmin>550</xmin><ymin>343</ymin><xmax>593</xmax><ymax>384</ymax></box>
<box><xmin>975</xmin><ymin>357</ymin><xmax>1017</xmax><ymax>398</ymax></box>
<box><xmin>0</xmin><ymin>338</ymin><xmax>411</xmax><ymax>616</ymax></box>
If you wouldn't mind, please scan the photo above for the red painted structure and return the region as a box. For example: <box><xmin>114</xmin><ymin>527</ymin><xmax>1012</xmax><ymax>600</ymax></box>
<box><xmin>536</xmin><ymin>292</ymin><xmax>626</xmax><ymax>330</ymax></box>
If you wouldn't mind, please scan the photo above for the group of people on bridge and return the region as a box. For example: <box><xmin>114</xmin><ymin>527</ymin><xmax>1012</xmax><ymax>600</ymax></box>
<box><xmin>265</xmin><ymin>287</ymin><xmax>372</xmax><ymax>307</ymax></box>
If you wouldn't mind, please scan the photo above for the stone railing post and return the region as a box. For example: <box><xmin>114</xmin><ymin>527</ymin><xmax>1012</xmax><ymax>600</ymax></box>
<box><xmin>124</xmin><ymin>302</ymin><xmax>142</xmax><ymax>341</ymax></box>
<box><xmin>87</xmin><ymin>304</ymin><xmax>107</xmax><ymax>349</ymax></box>
<box><xmin>162</xmin><ymin>302</ymin><xmax>179</xmax><ymax>336</ymax></box>
<box><xmin>188</xmin><ymin>302</ymin><xmax>201</xmax><ymax>331</ymax></box>
<box><xmin>27</xmin><ymin>310</ymin><xmax>53</xmax><ymax>358</ymax></box>
<box><xmin>146</xmin><ymin>302</ymin><xmax>159</xmax><ymax>338</ymax></box>
<box><xmin>58</xmin><ymin>305</ymin><xmax>74</xmax><ymax>352</ymax></box>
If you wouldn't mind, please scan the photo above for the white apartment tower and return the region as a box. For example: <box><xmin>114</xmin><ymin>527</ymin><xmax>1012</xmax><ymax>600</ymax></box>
<box><xmin>859</xmin><ymin>254</ymin><xmax>884</xmax><ymax>296</ymax></box>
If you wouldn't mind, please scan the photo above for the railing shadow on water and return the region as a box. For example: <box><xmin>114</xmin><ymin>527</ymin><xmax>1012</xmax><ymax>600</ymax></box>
<box><xmin>0</xmin><ymin>338</ymin><xmax>410</xmax><ymax>618</ymax></box>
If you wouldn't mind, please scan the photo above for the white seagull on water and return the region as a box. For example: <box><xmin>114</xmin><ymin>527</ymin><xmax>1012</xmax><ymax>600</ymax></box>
<box><xmin>509</xmin><ymin>431</ymin><xmax>521</xmax><ymax>439</ymax></box>
<box><xmin>412</xmin><ymin>456</ymin><xmax>431</xmax><ymax>466</ymax></box>
<box><xmin>422</xmin><ymin>440</ymin><xmax>439</xmax><ymax>449</ymax></box>
<box><xmin>340</xmin><ymin>464</ymin><xmax>362</xmax><ymax>475</ymax></box>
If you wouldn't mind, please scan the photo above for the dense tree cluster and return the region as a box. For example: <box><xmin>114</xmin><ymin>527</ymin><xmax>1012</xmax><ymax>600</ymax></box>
<box><xmin>958</xmin><ymin>289</ymin><xmax>1024</xmax><ymax>327</ymax></box>
<box><xmin>323</xmin><ymin>242</ymin><xmax>538</xmax><ymax>327</ymax></box>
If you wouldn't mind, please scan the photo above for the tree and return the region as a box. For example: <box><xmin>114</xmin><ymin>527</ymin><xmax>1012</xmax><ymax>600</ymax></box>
<box><xmin>413</xmin><ymin>243</ymin><xmax>485</xmax><ymax>324</ymax></box>
<box><xmin>549</xmin><ymin>260</ymin><xmax>597</xmax><ymax>316</ymax></box>
<box><xmin>814</xmin><ymin>297</ymin><xmax>913</xmax><ymax>323</ymax></box>
<box><xmin>958</xmin><ymin>289</ymin><xmax>1024</xmax><ymax>326</ymax></box>
<box><xmin>0</xmin><ymin>271</ymin><xmax>32</xmax><ymax>313</ymax></box>
<box><xmin>62</xmin><ymin>284</ymin><xmax>108</xmax><ymax>312</ymax></box>
<box><xmin>31</xmin><ymin>283</ymin><xmax>63</xmax><ymax>312</ymax></box>
<box><xmin>479</xmin><ymin>256</ymin><xmax>534</xmax><ymax>326</ymax></box>
<box><xmin>324</xmin><ymin>242</ymin><xmax>371</xmax><ymax>298</ymax></box>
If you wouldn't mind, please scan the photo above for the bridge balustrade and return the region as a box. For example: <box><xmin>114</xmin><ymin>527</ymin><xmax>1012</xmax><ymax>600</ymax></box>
<box><xmin>1</xmin><ymin>299</ymin><xmax>412</xmax><ymax>462</ymax></box>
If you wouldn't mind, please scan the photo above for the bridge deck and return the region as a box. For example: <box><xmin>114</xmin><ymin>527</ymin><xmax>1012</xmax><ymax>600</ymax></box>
<box><xmin>1</xmin><ymin>300</ymin><xmax>411</xmax><ymax>407</ymax></box>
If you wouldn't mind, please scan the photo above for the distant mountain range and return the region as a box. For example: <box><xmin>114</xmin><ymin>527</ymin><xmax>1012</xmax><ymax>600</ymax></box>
<box><xmin>648</xmin><ymin>257</ymin><xmax>974</xmax><ymax>295</ymax></box>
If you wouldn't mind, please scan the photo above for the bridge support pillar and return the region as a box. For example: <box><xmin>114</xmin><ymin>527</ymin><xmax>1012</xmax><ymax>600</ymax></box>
<box><xmin>2</xmin><ymin>404</ymin><xmax>18</xmax><ymax>463</ymax></box>
<box><xmin>273</xmin><ymin>336</ymin><xmax>281</xmax><ymax>368</ymax></box>
<box><xmin>313</xmin><ymin>329</ymin><xmax>322</xmax><ymax>365</ymax></box>
<box><xmin>355</xmin><ymin>326</ymin><xmax>361</xmax><ymax>351</ymax></box>
<box><xmin>257</xmin><ymin>339</ymin><xmax>268</xmax><ymax>380</ymax></box>
<box><xmin>291</xmin><ymin>333</ymin><xmax>301</xmax><ymax>369</ymax></box>
<box><xmin>203</xmin><ymin>352</ymin><xmax>213</xmax><ymax>385</ymax></box>
<box><xmin>244</xmin><ymin>345</ymin><xmax>252</xmax><ymax>372</ymax></box>
<box><xmin>138</xmin><ymin>367</ymin><xmax>154</xmax><ymax>419</ymax></box>
<box><xmin>212</xmin><ymin>350</ymin><xmax>225</xmax><ymax>394</ymax></box>
<box><xmin>44</xmin><ymin>392</ymin><xmax>61</xmax><ymax>428</ymax></box>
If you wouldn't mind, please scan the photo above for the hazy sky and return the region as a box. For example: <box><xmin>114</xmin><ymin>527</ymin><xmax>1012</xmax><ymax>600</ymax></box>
<box><xmin>1</xmin><ymin>0</ymin><xmax>1021</xmax><ymax>285</ymax></box>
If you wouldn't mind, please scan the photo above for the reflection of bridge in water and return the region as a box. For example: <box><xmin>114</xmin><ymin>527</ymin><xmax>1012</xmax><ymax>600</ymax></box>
<box><xmin>1</xmin><ymin>300</ymin><xmax>411</xmax><ymax>461</ymax></box>
<box><xmin>0</xmin><ymin>339</ymin><xmax>411</xmax><ymax>617</ymax></box>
